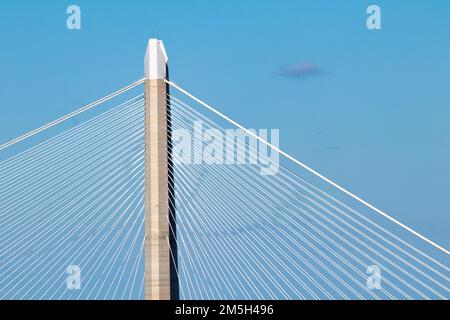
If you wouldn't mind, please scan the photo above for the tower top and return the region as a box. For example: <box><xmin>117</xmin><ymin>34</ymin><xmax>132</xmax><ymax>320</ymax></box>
<box><xmin>144</xmin><ymin>39</ymin><xmax>168</xmax><ymax>80</ymax></box>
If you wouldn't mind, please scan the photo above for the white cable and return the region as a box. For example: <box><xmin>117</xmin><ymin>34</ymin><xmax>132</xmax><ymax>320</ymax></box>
<box><xmin>168</xmin><ymin>111</ymin><xmax>441</xmax><ymax>299</ymax></box>
<box><xmin>166</xmin><ymin>122</ymin><xmax>331</xmax><ymax>299</ymax></box>
<box><xmin>0</xmin><ymin>129</ymin><xmax>144</xmax><ymax>248</ymax></box>
<box><xmin>166</xmin><ymin>80</ymin><xmax>450</xmax><ymax>256</ymax></box>
<box><xmin>48</xmin><ymin>171</ymin><xmax>145</xmax><ymax>300</ymax></box>
<box><xmin>36</xmin><ymin>167</ymin><xmax>145</xmax><ymax>300</ymax></box>
<box><xmin>170</xmin><ymin>98</ymin><xmax>450</xmax><ymax>293</ymax></box>
<box><xmin>169</xmin><ymin>107</ymin><xmax>445</xmax><ymax>299</ymax></box>
<box><xmin>170</xmin><ymin>111</ymin><xmax>414</xmax><ymax>298</ymax></box>
<box><xmin>80</xmin><ymin>184</ymin><xmax>145</xmax><ymax>299</ymax></box>
<box><xmin>168</xmin><ymin>116</ymin><xmax>385</xmax><ymax>300</ymax></box>
<box><xmin>0</xmin><ymin>150</ymin><xmax>144</xmax><ymax>289</ymax></box>
<box><xmin>168</xmin><ymin>169</ymin><xmax>262</xmax><ymax>299</ymax></box>
<box><xmin>108</xmin><ymin>207</ymin><xmax>144</xmax><ymax>299</ymax></box>
<box><xmin>168</xmin><ymin>143</ymin><xmax>358</xmax><ymax>300</ymax></box>
<box><xmin>0</xmin><ymin>78</ymin><xmax>145</xmax><ymax>151</ymax></box>
<box><xmin>0</xmin><ymin>98</ymin><xmax>143</xmax><ymax>194</ymax></box>
<box><xmin>0</xmin><ymin>111</ymin><xmax>144</xmax><ymax>214</ymax></box>
<box><xmin>166</xmin><ymin>162</ymin><xmax>250</xmax><ymax>299</ymax></box>
<box><xmin>125</xmin><ymin>232</ymin><xmax>146</xmax><ymax>300</ymax></box>
<box><xmin>0</xmin><ymin>155</ymin><xmax>144</xmax><ymax>299</ymax></box>
<box><xmin>169</xmin><ymin>94</ymin><xmax>450</xmax><ymax>278</ymax></box>
<box><xmin>168</xmin><ymin>177</ymin><xmax>236</xmax><ymax>299</ymax></box>
<box><xmin>166</xmin><ymin>191</ymin><xmax>215</xmax><ymax>299</ymax></box>
<box><xmin>170</xmin><ymin>155</ymin><xmax>324</xmax><ymax>299</ymax></box>
<box><xmin>0</xmin><ymin>94</ymin><xmax>143</xmax><ymax>172</ymax></box>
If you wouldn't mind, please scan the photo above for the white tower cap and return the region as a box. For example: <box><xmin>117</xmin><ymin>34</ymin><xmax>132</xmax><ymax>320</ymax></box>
<box><xmin>144</xmin><ymin>39</ymin><xmax>168</xmax><ymax>80</ymax></box>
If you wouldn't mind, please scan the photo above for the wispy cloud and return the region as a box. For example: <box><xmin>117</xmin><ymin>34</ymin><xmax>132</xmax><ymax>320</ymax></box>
<box><xmin>326</xmin><ymin>145</ymin><xmax>342</xmax><ymax>151</ymax></box>
<box><xmin>277</xmin><ymin>62</ymin><xmax>330</xmax><ymax>79</ymax></box>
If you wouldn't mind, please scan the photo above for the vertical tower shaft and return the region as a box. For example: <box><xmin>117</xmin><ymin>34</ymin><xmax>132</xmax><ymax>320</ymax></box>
<box><xmin>144</xmin><ymin>39</ymin><xmax>171</xmax><ymax>300</ymax></box>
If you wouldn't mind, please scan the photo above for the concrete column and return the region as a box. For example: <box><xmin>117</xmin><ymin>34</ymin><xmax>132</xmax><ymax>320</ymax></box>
<box><xmin>144</xmin><ymin>39</ymin><xmax>171</xmax><ymax>300</ymax></box>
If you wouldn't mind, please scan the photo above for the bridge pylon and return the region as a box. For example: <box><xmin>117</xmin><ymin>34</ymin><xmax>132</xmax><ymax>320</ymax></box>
<box><xmin>144</xmin><ymin>39</ymin><xmax>175</xmax><ymax>300</ymax></box>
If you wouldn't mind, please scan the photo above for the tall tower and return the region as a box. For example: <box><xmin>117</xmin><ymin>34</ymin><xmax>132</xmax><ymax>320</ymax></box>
<box><xmin>144</xmin><ymin>39</ymin><xmax>173</xmax><ymax>300</ymax></box>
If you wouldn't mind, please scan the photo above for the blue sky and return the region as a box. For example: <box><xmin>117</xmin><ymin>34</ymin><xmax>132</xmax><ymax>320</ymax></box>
<box><xmin>0</xmin><ymin>0</ymin><xmax>449</xmax><ymax>296</ymax></box>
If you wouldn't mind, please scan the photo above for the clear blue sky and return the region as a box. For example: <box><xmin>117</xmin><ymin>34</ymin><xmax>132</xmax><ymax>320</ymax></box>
<box><xmin>0</xmin><ymin>0</ymin><xmax>449</xmax><ymax>285</ymax></box>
